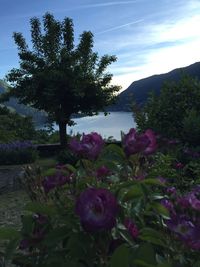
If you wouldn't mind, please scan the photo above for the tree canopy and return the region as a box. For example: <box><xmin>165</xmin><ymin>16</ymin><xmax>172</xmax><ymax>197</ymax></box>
<box><xmin>133</xmin><ymin>75</ymin><xmax>200</xmax><ymax>145</ymax></box>
<box><xmin>3</xmin><ymin>13</ymin><xmax>120</xmax><ymax>147</ymax></box>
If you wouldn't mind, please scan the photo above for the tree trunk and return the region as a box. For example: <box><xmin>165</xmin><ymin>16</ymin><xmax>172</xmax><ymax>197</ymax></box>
<box><xmin>58</xmin><ymin>121</ymin><xmax>67</xmax><ymax>149</ymax></box>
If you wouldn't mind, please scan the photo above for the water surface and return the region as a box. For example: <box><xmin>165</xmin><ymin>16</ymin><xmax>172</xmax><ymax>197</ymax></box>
<box><xmin>54</xmin><ymin>112</ymin><xmax>136</xmax><ymax>140</ymax></box>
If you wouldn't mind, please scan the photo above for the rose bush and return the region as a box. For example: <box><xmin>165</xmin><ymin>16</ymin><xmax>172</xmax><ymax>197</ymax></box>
<box><xmin>0</xmin><ymin>128</ymin><xmax>200</xmax><ymax>267</ymax></box>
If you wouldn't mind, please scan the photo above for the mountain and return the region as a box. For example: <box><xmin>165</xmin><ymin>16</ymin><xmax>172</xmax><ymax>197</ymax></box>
<box><xmin>1</xmin><ymin>62</ymin><xmax>200</xmax><ymax>120</ymax></box>
<box><xmin>0</xmin><ymin>80</ymin><xmax>47</xmax><ymax>126</ymax></box>
<box><xmin>110</xmin><ymin>62</ymin><xmax>200</xmax><ymax>111</ymax></box>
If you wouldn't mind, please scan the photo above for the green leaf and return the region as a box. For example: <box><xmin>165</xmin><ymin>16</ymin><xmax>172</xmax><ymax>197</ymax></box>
<box><xmin>141</xmin><ymin>179</ymin><xmax>165</xmax><ymax>186</ymax></box>
<box><xmin>151</xmin><ymin>194</ymin><xmax>165</xmax><ymax>200</ymax></box>
<box><xmin>157</xmin><ymin>263</ymin><xmax>172</xmax><ymax>267</ymax></box>
<box><xmin>140</xmin><ymin>228</ymin><xmax>167</xmax><ymax>247</ymax></box>
<box><xmin>81</xmin><ymin>159</ymin><xmax>94</xmax><ymax>170</ymax></box>
<box><xmin>5</xmin><ymin>236</ymin><xmax>20</xmax><ymax>260</ymax></box>
<box><xmin>114</xmin><ymin>180</ymin><xmax>138</xmax><ymax>196</ymax></box>
<box><xmin>67</xmin><ymin>233</ymin><xmax>92</xmax><ymax>261</ymax></box>
<box><xmin>123</xmin><ymin>185</ymin><xmax>143</xmax><ymax>201</ymax></box>
<box><xmin>133</xmin><ymin>243</ymin><xmax>156</xmax><ymax>266</ymax></box>
<box><xmin>65</xmin><ymin>164</ymin><xmax>76</xmax><ymax>173</ymax></box>
<box><xmin>194</xmin><ymin>262</ymin><xmax>200</xmax><ymax>267</ymax></box>
<box><xmin>105</xmin><ymin>144</ymin><xmax>125</xmax><ymax>157</ymax></box>
<box><xmin>25</xmin><ymin>202</ymin><xmax>56</xmax><ymax>216</ymax></box>
<box><xmin>133</xmin><ymin>260</ymin><xmax>155</xmax><ymax>267</ymax></box>
<box><xmin>43</xmin><ymin>226</ymin><xmax>70</xmax><ymax>246</ymax></box>
<box><xmin>0</xmin><ymin>227</ymin><xmax>20</xmax><ymax>240</ymax></box>
<box><xmin>110</xmin><ymin>244</ymin><xmax>130</xmax><ymax>267</ymax></box>
<box><xmin>21</xmin><ymin>215</ymin><xmax>34</xmax><ymax>235</ymax></box>
<box><xmin>151</xmin><ymin>202</ymin><xmax>170</xmax><ymax>218</ymax></box>
<box><xmin>101</xmin><ymin>144</ymin><xmax>126</xmax><ymax>162</ymax></box>
<box><xmin>42</xmin><ymin>168</ymin><xmax>57</xmax><ymax>177</ymax></box>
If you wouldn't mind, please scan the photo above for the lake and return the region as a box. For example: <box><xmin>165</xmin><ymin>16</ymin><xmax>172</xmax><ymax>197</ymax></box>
<box><xmin>53</xmin><ymin>112</ymin><xmax>136</xmax><ymax>140</ymax></box>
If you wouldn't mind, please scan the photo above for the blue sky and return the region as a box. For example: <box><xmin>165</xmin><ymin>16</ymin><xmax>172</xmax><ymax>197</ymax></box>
<box><xmin>0</xmin><ymin>0</ymin><xmax>200</xmax><ymax>90</ymax></box>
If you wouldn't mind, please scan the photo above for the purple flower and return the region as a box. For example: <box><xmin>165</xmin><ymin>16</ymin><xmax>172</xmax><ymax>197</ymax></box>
<box><xmin>187</xmin><ymin>192</ymin><xmax>200</xmax><ymax>211</ymax></box>
<box><xmin>166</xmin><ymin>215</ymin><xmax>200</xmax><ymax>250</ymax></box>
<box><xmin>167</xmin><ymin>216</ymin><xmax>195</xmax><ymax>240</ymax></box>
<box><xmin>177</xmin><ymin>187</ymin><xmax>200</xmax><ymax>211</ymax></box>
<box><xmin>69</xmin><ymin>132</ymin><xmax>104</xmax><ymax>160</ymax></box>
<box><xmin>143</xmin><ymin>129</ymin><xmax>157</xmax><ymax>155</ymax></box>
<box><xmin>174</xmin><ymin>162</ymin><xmax>184</xmax><ymax>169</ymax></box>
<box><xmin>124</xmin><ymin>218</ymin><xmax>139</xmax><ymax>239</ymax></box>
<box><xmin>42</xmin><ymin>173</ymin><xmax>71</xmax><ymax>193</ymax></box>
<box><xmin>157</xmin><ymin>176</ymin><xmax>167</xmax><ymax>185</ymax></box>
<box><xmin>42</xmin><ymin>176</ymin><xmax>57</xmax><ymax>193</ymax></box>
<box><xmin>176</xmin><ymin>196</ymin><xmax>190</xmax><ymax>209</ymax></box>
<box><xmin>122</xmin><ymin>128</ymin><xmax>157</xmax><ymax>156</ymax></box>
<box><xmin>68</xmin><ymin>138</ymin><xmax>83</xmax><ymax>154</ymax></box>
<box><xmin>19</xmin><ymin>238</ymin><xmax>30</xmax><ymax>250</ymax></box>
<box><xmin>183</xmin><ymin>148</ymin><xmax>200</xmax><ymax>159</ymax></box>
<box><xmin>75</xmin><ymin>188</ymin><xmax>118</xmax><ymax>232</ymax></box>
<box><xmin>168</xmin><ymin>139</ymin><xmax>180</xmax><ymax>145</ymax></box>
<box><xmin>133</xmin><ymin>172</ymin><xmax>147</xmax><ymax>181</ymax></box>
<box><xmin>161</xmin><ymin>199</ymin><xmax>174</xmax><ymax>213</ymax></box>
<box><xmin>96</xmin><ymin>165</ymin><xmax>110</xmax><ymax>179</ymax></box>
<box><xmin>122</xmin><ymin>128</ymin><xmax>150</xmax><ymax>156</ymax></box>
<box><xmin>166</xmin><ymin>186</ymin><xmax>177</xmax><ymax>196</ymax></box>
<box><xmin>187</xmin><ymin>228</ymin><xmax>200</xmax><ymax>250</ymax></box>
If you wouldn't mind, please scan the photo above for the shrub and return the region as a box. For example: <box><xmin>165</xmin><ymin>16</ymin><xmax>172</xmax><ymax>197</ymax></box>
<box><xmin>182</xmin><ymin>109</ymin><xmax>200</xmax><ymax>146</ymax></box>
<box><xmin>0</xmin><ymin>106</ymin><xmax>36</xmax><ymax>142</ymax></box>
<box><xmin>133</xmin><ymin>75</ymin><xmax>200</xmax><ymax>143</ymax></box>
<box><xmin>56</xmin><ymin>149</ymin><xmax>78</xmax><ymax>165</ymax></box>
<box><xmin>0</xmin><ymin>129</ymin><xmax>200</xmax><ymax>267</ymax></box>
<box><xmin>0</xmin><ymin>141</ymin><xmax>38</xmax><ymax>165</ymax></box>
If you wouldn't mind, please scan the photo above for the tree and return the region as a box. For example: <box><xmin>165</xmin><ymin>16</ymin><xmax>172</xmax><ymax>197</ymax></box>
<box><xmin>0</xmin><ymin>106</ymin><xmax>35</xmax><ymax>142</ymax></box>
<box><xmin>3</xmin><ymin>13</ymin><xmax>120</xmax><ymax>147</ymax></box>
<box><xmin>133</xmin><ymin>75</ymin><xmax>200</xmax><ymax>143</ymax></box>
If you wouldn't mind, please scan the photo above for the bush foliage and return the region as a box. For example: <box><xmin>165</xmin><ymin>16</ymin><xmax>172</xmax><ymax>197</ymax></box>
<box><xmin>133</xmin><ymin>75</ymin><xmax>200</xmax><ymax>146</ymax></box>
<box><xmin>0</xmin><ymin>141</ymin><xmax>38</xmax><ymax>165</ymax></box>
<box><xmin>0</xmin><ymin>128</ymin><xmax>200</xmax><ymax>266</ymax></box>
<box><xmin>0</xmin><ymin>106</ymin><xmax>36</xmax><ymax>142</ymax></box>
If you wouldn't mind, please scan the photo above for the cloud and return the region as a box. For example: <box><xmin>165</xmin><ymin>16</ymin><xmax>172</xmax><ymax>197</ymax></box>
<box><xmin>96</xmin><ymin>19</ymin><xmax>144</xmax><ymax>34</ymax></box>
<box><xmin>106</xmin><ymin>7</ymin><xmax>200</xmax><ymax>91</ymax></box>
<box><xmin>79</xmin><ymin>1</ymin><xmax>139</xmax><ymax>8</ymax></box>
<box><xmin>112</xmin><ymin>36</ymin><xmax>200</xmax><ymax>91</ymax></box>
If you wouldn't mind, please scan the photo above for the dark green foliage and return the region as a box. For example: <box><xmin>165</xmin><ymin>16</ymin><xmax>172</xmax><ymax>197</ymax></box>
<box><xmin>0</xmin><ymin>144</ymin><xmax>38</xmax><ymax>165</ymax></box>
<box><xmin>182</xmin><ymin>109</ymin><xmax>200</xmax><ymax>146</ymax></box>
<box><xmin>3</xmin><ymin>13</ymin><xmax>120</xmax><ymax>147</ymax></box>
<box><xmin>0</xmin><ymin>106</ymin><xmax>36</xmax><ymax>142</ymax></box>
<box><xmin>133</xmin><ymin>75</ymin><xmax>200</xmax><ymax>144</ymax></box>
<box><xmin>0</xmin><ymin>148</ymin><xmax>38</xmax><ymax>165</ymax></box>
<box><xmin>56</xmin><ymin>149</ymin><xmax>78</xmax><ymax>165</ymax></box>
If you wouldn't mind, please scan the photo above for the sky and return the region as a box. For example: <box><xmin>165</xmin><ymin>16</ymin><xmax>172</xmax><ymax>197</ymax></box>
<box><xmin>0</xmin><ymin>0</ymin><xmax>200</xmax><ymax>91</ymax></box>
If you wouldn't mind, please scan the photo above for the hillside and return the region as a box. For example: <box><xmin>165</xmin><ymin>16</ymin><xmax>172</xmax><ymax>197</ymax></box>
<box><xmin>110</xmin><ymin>62</ymin><xmax>200</xmax><ymax>111</ymax></box>
<box><xmin>1</xmin><ymin>62</ymin><xmax>200</xmax><ymax>119</ymax></box>
<box><xmin>0</xmin><ymin>80</ymin><xmax>47</xmax><ymax>126</ymax></box>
